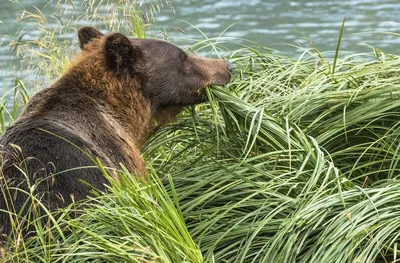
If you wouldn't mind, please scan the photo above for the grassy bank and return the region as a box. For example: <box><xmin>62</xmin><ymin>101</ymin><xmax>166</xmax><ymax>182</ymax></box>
<box><xmin>1</xmin><ymin>1</ymin><xmax>400</xmax><ymax>263</ymax></box>
<box><xmin>2</xmin><ymin>44</ymin><xmax>400</xmax><ymax>262</ymax></box>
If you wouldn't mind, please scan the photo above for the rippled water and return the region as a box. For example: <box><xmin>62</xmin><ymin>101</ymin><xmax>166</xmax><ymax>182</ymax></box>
<box><xmin>1</xmin><ymin>0</ymin><xmax>400</xmax><ymax>103</ymax></box>
<box><xmin>159</xmin><ymin>0</ymin><xmax>400</xmax><ymax>53</ymax></box>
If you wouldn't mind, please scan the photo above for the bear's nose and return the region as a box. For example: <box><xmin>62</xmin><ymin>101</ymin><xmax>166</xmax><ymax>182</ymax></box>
<box><xmin>226</xmin><ymin>61</ymin><xmax>233</xmax><ymax>72</ymax></box>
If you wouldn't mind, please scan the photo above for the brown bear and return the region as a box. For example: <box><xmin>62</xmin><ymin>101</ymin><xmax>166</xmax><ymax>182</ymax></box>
<box><xmin>0</xmin><ymin>27</ymin><xmax>232</xmax><ymax>244</ymax></box>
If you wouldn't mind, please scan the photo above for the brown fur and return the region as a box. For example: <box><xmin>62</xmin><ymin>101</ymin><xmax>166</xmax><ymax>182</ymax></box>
<box><xmin>64</xmin><ymin>38</ymin><xmax>151</xmax><ymax>173</ymax></box>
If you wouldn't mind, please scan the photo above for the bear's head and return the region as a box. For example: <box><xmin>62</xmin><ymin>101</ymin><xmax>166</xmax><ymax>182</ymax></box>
<box><xmin>77</xmin><ymin>27</ymin><xmax>232</xmax><ymax>113</ymax></box>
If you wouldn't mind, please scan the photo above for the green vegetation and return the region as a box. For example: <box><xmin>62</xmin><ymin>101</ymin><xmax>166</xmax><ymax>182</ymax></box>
<box><xmin>0</xmin><ymin>79</ymin><xmax>29</xmax><ymax>132</ymax></box>
<box><xmin>2</xmin><ymin>166</ymin><xmax>204</xmax><ymax>262</ymax></box>
<box><xmin>1</xmin><ymin>1</ymin><xmax>400</xmax><ymax>262</ymax></box>
<box><xmin>143</xmin><ymin>46</ymin><xmax>400</xmax><ymax>262</ymax></box>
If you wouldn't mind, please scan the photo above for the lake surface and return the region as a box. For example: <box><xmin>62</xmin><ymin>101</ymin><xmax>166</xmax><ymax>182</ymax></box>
<box><xmin>162</xmin><ymin>0</ymin><xmax>400</xmax><ymax>53</ymax></box>
<box><xmin>1</xmin><ymin>0</ymin><xmax>400</xmax><ymax>103</ymax></box>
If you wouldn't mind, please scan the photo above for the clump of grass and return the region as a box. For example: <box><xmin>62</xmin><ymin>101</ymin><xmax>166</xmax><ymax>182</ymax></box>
<box><xmin>143</xmin><ymin>40</ymin><xmax>400</xmax><ymax>262</ymax></box>
<box><xmin>228</xmin><ymin>44</ymin><xmax>400</xmax><ymax>184</ymax></box>
<box><xmin>60</xmin><ymin>166</ymin><xmax>203</xmax><ymax>263</ymax></box>
<box><xmin>2</xmin><ymin>164</ymin><xmax>203</xmax><ymax>262</ymax></box>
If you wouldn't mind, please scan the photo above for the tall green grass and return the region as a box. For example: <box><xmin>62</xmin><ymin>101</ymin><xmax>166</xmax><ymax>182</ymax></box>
<box><xmin>0</xmin><ymin>78</ymin><xmax>29</xmax><ymax>133</ymax></box>
<box><xmin>2</xmin><ymin>165</ymin><xmax>204</xmax><ymax>262</ymax></box>
<box><xmin>142</xmin><ymin>42</ymin><xmax>400</xmax><ymax>262</ymax></box>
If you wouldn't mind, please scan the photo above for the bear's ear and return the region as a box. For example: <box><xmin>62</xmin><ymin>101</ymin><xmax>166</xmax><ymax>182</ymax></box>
<box><xmin>78</xmin><ymin>27</ymin><xmax>104</xmax><ymax>49</ymax></box>
<box><xmin>104</xmin><ymin>33</ymin><xmax>142</xmax><ymax>75</ymax></box>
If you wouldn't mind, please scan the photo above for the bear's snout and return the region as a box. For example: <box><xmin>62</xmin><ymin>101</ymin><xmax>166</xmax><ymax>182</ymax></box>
<box><xmin>187</xmin><ymin>55</ymin><xmax>232</xmax><ymax>87</ymax></box>
<box><xmin>211</xmin><ymin>59</ymin><xmax>232</xmax><ymax>86</ymax></box>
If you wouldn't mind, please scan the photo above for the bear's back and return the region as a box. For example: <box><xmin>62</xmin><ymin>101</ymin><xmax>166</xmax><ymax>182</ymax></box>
<box><xmin>0</xmin><ymin>114</ymin><xmax>113</xmax><ymax>242</ymax></box>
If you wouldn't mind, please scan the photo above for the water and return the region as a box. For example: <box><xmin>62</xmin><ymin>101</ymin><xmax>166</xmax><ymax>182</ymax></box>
<box><xmin>1</xmin><ymin>0</ymin><xmax>400</xmax><ymax>103</ymax></box>
<box><xmin>160</xmin><ymin>0</ymin><xmax>400</xmax><ymax>53</ymax></box>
